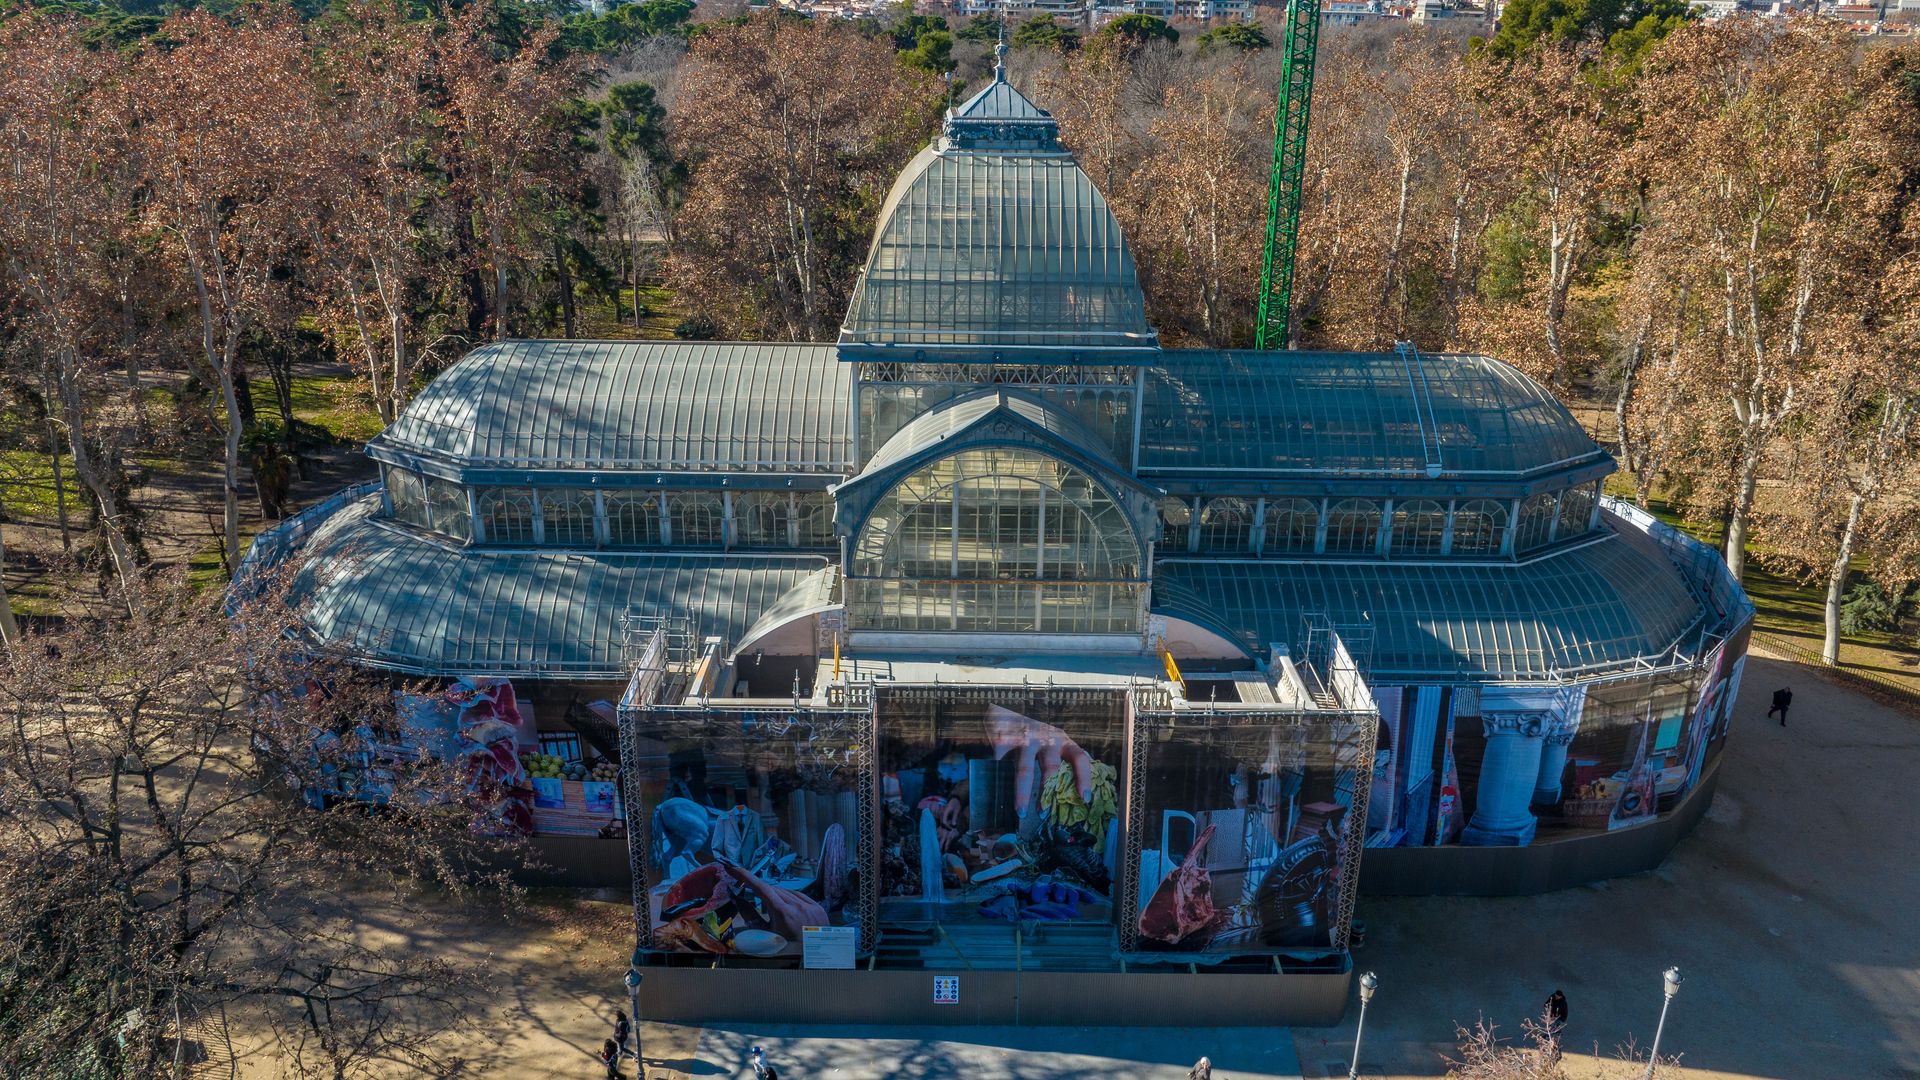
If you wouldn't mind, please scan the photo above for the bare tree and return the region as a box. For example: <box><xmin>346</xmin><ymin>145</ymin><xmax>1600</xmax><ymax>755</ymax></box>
<box><xmin>0</xmin><ymin>569</ymin><xmax>522</xmax><ymax>1078</ymax></box>
<box><xmin>0</xmin><ymin>16</ymin><xmax>147</xmax><ymax>605</ymax></box>
<box><xmin>139</xmin><ymin>12</ymin><xmax>321</xmax><ymax>576</ymax></box>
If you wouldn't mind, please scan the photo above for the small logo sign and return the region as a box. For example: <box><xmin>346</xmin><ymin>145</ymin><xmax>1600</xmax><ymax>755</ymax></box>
<box><xmin>932</xmin><ymin>975</ymin><xmax>959</xmax><ymax>1005</ymax></box>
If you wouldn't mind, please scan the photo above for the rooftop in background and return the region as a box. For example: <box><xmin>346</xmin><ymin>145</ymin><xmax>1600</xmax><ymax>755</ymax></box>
<box><xmin>1141</xmin><ymin>349</ymin><xmax>1607</xmax><ymax>480</ymax></box>
<box><xmin>371</xmin><ymin>341</ymin><xmax>851</xmax><ymax>477</ymax></box>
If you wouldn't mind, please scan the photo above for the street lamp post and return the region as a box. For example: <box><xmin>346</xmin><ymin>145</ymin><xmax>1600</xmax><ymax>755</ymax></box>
<box><xmin>1643</xmin><ymin>966</ymin><xmax>1682</xmax><ymax>1079</ymax></box>
<box><xmin>1348</xmin><ymin>971</ymin><xmax>1378</xmax><ymax>1080</ymax></box>
<box><xmin>624</xmin><ymin>955</ymin><xmax>645</xmax><ymax>1080</ymax></box>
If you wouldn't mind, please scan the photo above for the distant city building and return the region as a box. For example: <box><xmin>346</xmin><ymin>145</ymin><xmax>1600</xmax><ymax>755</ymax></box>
<box><xmin>1323</xmin><ymin>0</ymin><xmax>1386</xmax><ymax>22</ymax></box>
<box><xmin>1409</xmin><ymin>0</ymin><xmax>1455</xmax><ymax>20</ymax></box>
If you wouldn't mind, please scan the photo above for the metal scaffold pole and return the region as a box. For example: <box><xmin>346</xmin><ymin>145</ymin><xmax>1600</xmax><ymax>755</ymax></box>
<box><xmin>1253</xmin><ymin>0</ymin><xmax>1323</xmax><ymax>351</ymax></box>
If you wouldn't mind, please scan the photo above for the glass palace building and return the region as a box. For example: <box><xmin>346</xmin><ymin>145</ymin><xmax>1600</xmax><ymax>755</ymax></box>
<box><xmin>250</xmin><ymin>65</ymin><xmax>1752</xmax><ymax>1024</ymax></box>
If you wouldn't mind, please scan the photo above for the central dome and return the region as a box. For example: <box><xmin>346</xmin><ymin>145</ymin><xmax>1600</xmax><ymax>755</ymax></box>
<box><xmin>838</xmin><ymin>62</ymin><xmax>1156</xmax><ymax>356</ymax></box>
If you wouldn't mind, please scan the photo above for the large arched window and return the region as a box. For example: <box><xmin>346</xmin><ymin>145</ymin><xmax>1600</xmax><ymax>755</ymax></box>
<box><xmin>604</xmin><ymin>491</ymin><xmax>662</xmax><ymax>547</ymax></box>
<box><xmin>668</xmin><ymin>492</ymin><xmax>725</xmax><ymax>547</ymax></box>
<box><xmin>424</xmin><ymin>478</ymin><xmax>471</xmax><ymax>542</ymax></box>
<box><xmin>478</xmin><ymin>488</ymin><xmax>535</xmax><ymax>544</ymax></box>
<box><xmin>1324</xmin><ymin>499</ymin><xmax>1382</xmax><ymax>555</ymax></box>
<box><xmin>1514</xmin><ymin>493</ymin><xmax>1557</xmax><ymax>553</ymax></box>
<box><xmin>734</xmin><ymin>491</ymin><xmax>792</xmax><ymax>548</ymax></box>
<box><xmin>1158</xmin><ymin>497</ymin><xmax>1193</xmax><ymax>552</ymax></box>
<box><xmin>1263</xmin><ymin>498</ymin><xmax>1321</xmax><ymax>555</ymax></box>
<box><xmin>1557</xmin><ymin>483</ymin><xmax>1597</xmax><ymax>540</ymax></box>
<box><xmin>850</xmin><ymin>448</ymin><xmax>1143</xmax><ymax>634</ymax></box>
<box><xmin>1391</xmin><ymin>499</ymin><xmax>1448</xmax><ymax>556</ymax></box>
<box><xmin>1450</xmin><ymin>499</ymin><xmax>1508</xmax><ymax>555</ymax></box>
<box><xmin>386</xmin><ymin>468</ymin><xmax>428</xmax><ymax>529</ymax></box>
<box><xmin>539</xmin><ymin>488</ymin><xmax>596</xmax><ymax>546</ymax></box>
<box><xmin>1197</xmin><ymin>497</ymin><xmax>1253</xmax><ymax>553</ymax></box>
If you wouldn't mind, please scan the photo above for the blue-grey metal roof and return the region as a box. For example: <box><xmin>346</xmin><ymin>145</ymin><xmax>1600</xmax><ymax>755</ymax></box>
<box><xmin>1152</xmin><ymin>531</ymin><xmax>1707</xmax><ymax>682</ymax></box>
<box><xmin>839</xmin><ymin>137</ymin><xmax>1157</xmax><ymax>353</ymax></box>
<box><xmin>290</xmin><ymin>498</ymin><xmax>828</xmax><ymax>678</ymax></box>
<box><xmin>371</xmin><ymin>340</ymin><xmax>852</xmax><ymax>475</ymax></box>
<box><xmin>1140</xmin><ymin>349</ymin><xmax>1607</xmax><ymax>479</ymax></box>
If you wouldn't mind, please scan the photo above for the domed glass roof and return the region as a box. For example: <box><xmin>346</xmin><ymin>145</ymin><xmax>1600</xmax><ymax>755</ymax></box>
<box><xmin>838</xmin><ymin>64</ymin><xmax>1155</xmax><ymax>356</ymax></box>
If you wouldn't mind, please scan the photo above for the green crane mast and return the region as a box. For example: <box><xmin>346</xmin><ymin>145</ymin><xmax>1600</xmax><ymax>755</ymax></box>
<box><xmin>1253</xmin><ymin>0</ymin><xmax>1324</xmax><ymax>350</ymax></box>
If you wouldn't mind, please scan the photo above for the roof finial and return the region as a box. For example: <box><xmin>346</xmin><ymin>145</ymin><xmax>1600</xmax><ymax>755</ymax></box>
<box><xmin>995</xmin><ymin>0</ymin><xmax>1008</xmax><ymax>80</ymax></box>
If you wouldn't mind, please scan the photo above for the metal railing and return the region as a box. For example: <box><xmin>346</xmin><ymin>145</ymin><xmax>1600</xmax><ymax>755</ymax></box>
<box><xmin>1751</xmin><ymin>630</ymin><xmax>1920</xmax><ymax>709</ymax></box>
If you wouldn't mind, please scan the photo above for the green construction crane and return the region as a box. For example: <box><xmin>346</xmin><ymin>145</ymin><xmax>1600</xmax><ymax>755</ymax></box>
<box><xmin>1253</xmin><ymin>0</ymin><xmax>1324</xmax><ymax>351</ymax></box>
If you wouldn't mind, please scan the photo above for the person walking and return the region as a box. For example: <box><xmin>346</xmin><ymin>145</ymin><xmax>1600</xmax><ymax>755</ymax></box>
<box><xmin>1768</xmin><ymin>687</ymin><xmax>1793</xmax><ymax>726</ymax></box>
<box><xmin>613</xmin><ymin>1010</ymin><xmax>633</xmax><ymax>1064</ymax></box>
<box><xmin>598</xmin><ymin>1038</ymin><xmax>623</xmax><ymax>1080</ymax></box>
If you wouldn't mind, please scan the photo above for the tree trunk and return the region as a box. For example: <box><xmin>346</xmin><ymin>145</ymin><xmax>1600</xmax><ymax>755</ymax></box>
<box><xmin>490</xmin><ymin>215</ymin><xmax>509</xmax><ymax>339</ymax></box>
<box><xmin>1822</xmin><ymin>492</ymin><xmax>1865</xmax><ymax>667</ymax></box>
<box><xmin>1614</xmin><ymin>313</ymin><xmax>1651</xmax><ymax>464</ymax></box>
<box><xmin>46</xmin><ymin>418</ymin><xmax>72</xmax><ymax>553</ymax></box>
<box><xmin>0</xmin><ymin>519</ymin><xmax>20</xmax><ymax>651</ymax></box>
<box><xmin>1724</xmin><ymin>446</ymin><xmax>1761</xmax><ymax>583</ymax></box>
<box><xmin>57</xmin><ymin>366</ymin><xmax>140</xmax><ymax>611</ymax></box>
<box><xmin>553</xmin><ymin>236</ymin><xmax>577</xmax><ymax>338</ymax></box>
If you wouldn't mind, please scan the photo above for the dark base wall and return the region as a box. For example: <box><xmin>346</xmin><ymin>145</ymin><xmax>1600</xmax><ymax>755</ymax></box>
<box><xmin>638</xmin><ymin>965</ymin><xmax>1355</xmax><ymax>1028</ymax></box>
<box><xmin>1358</xmin><ymin>763</ymin><xmax>1720</xmax><ymax>897</ymax></box>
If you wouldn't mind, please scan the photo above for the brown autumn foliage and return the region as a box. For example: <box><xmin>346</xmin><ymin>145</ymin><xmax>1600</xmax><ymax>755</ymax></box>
<box><xmin>666</xmin><ymin>12</ymin><xmax>944</xmax><ymax>340</ymax></box>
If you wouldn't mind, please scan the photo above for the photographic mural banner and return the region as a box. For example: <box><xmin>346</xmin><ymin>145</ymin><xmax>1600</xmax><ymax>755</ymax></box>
<box><xmin>630</xmin><ymin>707</ymin><xmax>873</xmax><ymax>958</ymax></box>
<box><xmin>1124</xmin><ymin>711</ymin><xmax>1370</xmax><ymax>957</ymax></box>
<box><xmin>1364</xmin><ymin>619</ymin><xmax>1752</xmax><ymax>849</ymax></box>
<box><xmin>876</xmin><ymin>687</ymin><xmax>1127</xmax><ymax>926</ymax></box>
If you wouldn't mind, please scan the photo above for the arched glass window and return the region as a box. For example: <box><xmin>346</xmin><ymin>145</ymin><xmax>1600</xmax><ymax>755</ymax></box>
<box><xmin>1450</xmin><ymin>498</ymin><xmax>1508</xmax><ymax>555</ymax></box>
<box><xmin>604</xmin><ymin>491</ymin><xmax>661</xmax><ymax>546</ymax></box>
<box><xmin>850</xmin><ymin>448</ymin><xmax>1143</xmax><ymax>634</ymax></box>
<box><xmin>424</xmin><ymin>478</ymin><xmax>471</xmax><ymax>542</ymax></box>
<box><xmin>1263</xmin><ymin>498</ymin><xmax>1320</xmax><ymax>554</ymax></box>
<box><xmin>1324</xmin><ymin>499</ymin><xmax>1382</xmax><ymax>555</ymax></box>
<box><xmin>1391</xmin><ymin>499</ymin><xmax>1448</xmax><ymax>556</ymax></box>
<box><xmin>539</xmin><ymin>488</ymin><xmax>596</xmax><ymax>546</ymax></box>
<box><xmin>794</xmin><ymin>492</ymin><xmax>835</xmax><ymax>548</ymax></box>
<box><xmin>386</xmin><ymin>468</ymin><xmax>428</xmax><ymax>529</ymax></box>
<box><xmin>668</xmin><ymin>492</ymin><xmax>725</xmax><ymax>547</ymax></box>
<box><xmin>1514</xmin><ymin>493</ymin><xmax>1557</xmax><ymax>553</ymax></box>
<box><xmin>1197</xmin><ymin>497</ymin><xmax>1253</xmax><ymax>553</ymax></box>
<box><xmin>478</xmin><ymin>488</ymin><xmax>535</xmax><ymax>545</ymax></box>
<box><xmin>1158</xmin><ymin>497</ymin><xmax>1193</xmax><ymax>552</ymax></box>
<box><xmin>1557</xmin><ymin>483</ymin><xmax>1596</xmax><ymax>540</ymax></box>
<box><xmin>734</xmin><ymin>491</ymin><xmax>792</xmax><ymax>548</ymax></box>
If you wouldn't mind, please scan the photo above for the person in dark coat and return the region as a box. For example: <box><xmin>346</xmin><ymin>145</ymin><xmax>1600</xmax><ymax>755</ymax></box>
<box><xmin>598</xmin><ymin>1038</ymin><xmax>622</xmax><ymax>1080</ymax></box>
<box><xmin>613</xmin><ymin>1011</ymin><xmax>632</xmax><ymax>1062</ymax></box>
<box><xmin>1768</xmin><ymin>687</ymin><xmax>1793</xmax><ymax>726</ymax></box>
<box><xmin>1545</xmin><ymin>989</ymin><xmax>1569</xmax><ymax>1039</ymax></box>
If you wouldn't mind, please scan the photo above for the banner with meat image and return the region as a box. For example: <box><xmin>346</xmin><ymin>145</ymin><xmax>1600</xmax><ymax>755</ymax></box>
<box><xmin>1128</xmin><ymin>712</ymin><xmax>1366</xmax><ymax>956</ymax></box>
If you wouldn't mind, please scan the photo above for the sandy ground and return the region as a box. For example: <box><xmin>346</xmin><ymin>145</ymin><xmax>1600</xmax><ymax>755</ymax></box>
<box><xmin>1303</xmin><ymin>652</ymin><xmax>1920</xmax><ymax>1080</ymax></box>
<box><xmin>206</xmin><ymin>651</ymin><xmax>1920</xmax><ymax>1079</ymax></box>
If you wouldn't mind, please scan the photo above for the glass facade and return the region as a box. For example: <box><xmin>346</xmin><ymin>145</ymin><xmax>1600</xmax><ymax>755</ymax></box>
<box><xmin>856</xmin><ymin>363</ymin><xmax>1137</xmax><ymax>468</ymax></box>
<box><xmin>849</xmin><ymin>448</ymin><xmax>1144</xmax><ymax>634</ymax></box>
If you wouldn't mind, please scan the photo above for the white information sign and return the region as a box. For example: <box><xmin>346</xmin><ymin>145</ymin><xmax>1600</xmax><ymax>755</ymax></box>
<box><xmin>801</xmin><ymin>925</ymin><xmax>857</xmax><ymax>970</ymax></box>
<box><xmin>932</xmin><ymin>974</ymin><xmax>959</xmax><ymax>1005</ymax></box>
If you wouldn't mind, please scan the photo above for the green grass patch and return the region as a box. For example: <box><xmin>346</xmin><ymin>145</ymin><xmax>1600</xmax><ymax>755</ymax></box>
<box><xmin>1630</xmin><ymin>492</ymin><xmax>1920</xmax><ymax>690</ymax></box>
<box><xmin>572</xmin><ymin>283</ymin><xmax>686</xmax><ymax>341</ymax></box>
<box><xmin>0</xmin><ymin>448</ymin><xmax>84</xmax><ymax>520</ymax></box>
<box><xmin>249</xmin><ymin>373</ymin><xmax>385</xmax><ymax>446</ymax></box>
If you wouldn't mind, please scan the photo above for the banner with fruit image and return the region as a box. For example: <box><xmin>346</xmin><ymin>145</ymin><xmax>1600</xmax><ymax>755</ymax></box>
<box><xmin>874</xmin><ymin>687</ymin><xmax>1125</xmax><ymax>926</ymax></box>
<box><xmin>630</xmin><ymin>707</ymin><xmax>869</xmax><ymax>958</ymax></box>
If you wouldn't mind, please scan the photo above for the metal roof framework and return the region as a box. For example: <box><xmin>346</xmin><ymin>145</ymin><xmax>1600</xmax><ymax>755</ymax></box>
<box><xmin>371</xmin><ymin>341</ymin><xmax>852</xmax><ymax>477</ymax></box>
<box><xmin>1140</xmin><ymin>349</ymin><xmax>1610</xmax><ymax>481</ymax></box>
<box><xmin>289</xmin><ymin>498</ymin><xmax>828</xmax><ymax>679</ymax></box>
<box><xmin>1152</xmin><ymin>529</ymin><xmax>1713</xmax><ymax>683</ymax></box>
<box><xmin>839</xmin><ymin>73</ymin><xmax>1158</xmax><ymax>356</ymax></box>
